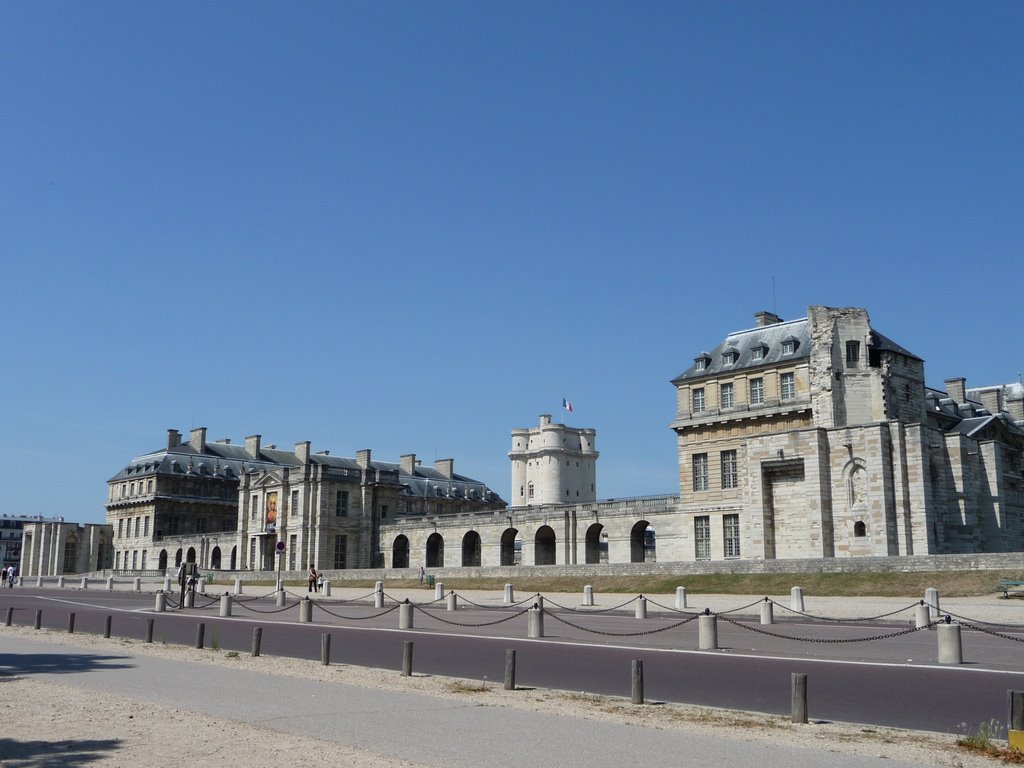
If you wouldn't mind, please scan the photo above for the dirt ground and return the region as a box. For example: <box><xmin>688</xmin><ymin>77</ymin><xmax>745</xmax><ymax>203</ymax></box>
<box><xmin>0</xmin><ymin>625</ymin><xmax>999</xmax><ymax>767</ymax></box>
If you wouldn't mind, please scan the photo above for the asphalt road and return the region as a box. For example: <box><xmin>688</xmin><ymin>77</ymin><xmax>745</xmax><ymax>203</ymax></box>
<box><xmin>3</xmin><ymin>588</ymin><xmax>1022</xmax><ymax>735</ymax></box>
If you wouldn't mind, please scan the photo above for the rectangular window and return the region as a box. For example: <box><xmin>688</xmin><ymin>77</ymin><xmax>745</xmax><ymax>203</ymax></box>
<box><xmin>289</xmin><ymin>535</ymin><xmax>297</xmax><ymax>570</ymax></box>
<box><xmin>131</xmin><ymin>551</ymin><xmax>138</xmax><ymax>570</ymax></box>
<box><xmin>115</xmin><ymin>551</ymin><xmax>120</xmax><ymax>569</ymax></box>
<box><xmin>846</xmin><ymin>340</ymin><xmax>860</xmax><ymax>367</ymax></box>
<box><xmin>251</xmin><ymin>495</ymin><xmax>259</xmax><ymax>521</ymax></box>
<box><xmin>336</xmin><ymin>491</ymin><xmax>349</xmax><ymax>517</ymax></box>
<box><xmin>141</xmin><ymin>551</ymin><xmax>147</xmax><ymax>570</ymax></box>
<box><xmin>692</xmin><ymin>388</ymin><xmax>706</xmax><ymax>413</ymax></box>
<box><xmin>720</xmin><ymin>382</ymin><xmax>734</xmax><ymax>409</ymax></box>
<box><xmin>334</xmin><ymin>535</ymin><xmax>347</xmax><ymax>570</ymax></box>
<box><xmin>780</xmin><ymin>372</ymin><xmax>796</xmax><ymax>400</ymax></box>
<box><xmin>380</xmin><ymin>504</ymin><xmax>388</xmax><ymax>519</ymax></box>
<box><xmin>752</xmin><ymin>346</ymin><xmax>764</xmax><ymax>361</ymax></box>
<box><xmin>135</xmin><ymin>516</ymin><xmax>141</xmax><ymax>537</ymax></box>
<box><xmin>692</xmin><ymin>453</ymin><xmax>709</xmax><ymax>492</ymax></box>
<box><xmin>724</xmin><ymin>514</ymin><xmax>740</xmax><ymax>558</ymax></box>
<box><xmin>117</xmin><ymin>519</ymin><xmax>123</xmax><ymax>539</ymax></box>
<box><xmin>291</xmin><ymin>490</ymin><xmax>299</xmax><ymax>516</ymax></box>
<box><xmin>695</xmin><ymin>516</ymin><xmax>710</xmax><ymax>559</ymax></box>
<box><xmin>750</xmin><ymin>377</ymin><xmax>764</xmax><ymax>405</ymax></box>
<box><xmin>144</xmin><ymin>517</ymin><xmax>149</xmax><ymax>536</ymax></box>
<box><xmin>721</xmin><ymin>450</ymin><xmax>738</xmax><ymax>489</ymax></box>
<box><xmin>249</xmin><ymin>538</ymin><xmax>256</xmax><ymax>570</ymax></box>
<box><xmin>147</xmin><ymin>479</ymin><xmax>153</xmax><ymax>494</ymax></box>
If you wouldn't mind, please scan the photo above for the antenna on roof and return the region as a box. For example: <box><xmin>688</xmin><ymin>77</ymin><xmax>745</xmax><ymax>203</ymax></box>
<box><xmin>771</xmin><ymin>276</ymin><xmax>776</xmax><ymax>314</ymax></box>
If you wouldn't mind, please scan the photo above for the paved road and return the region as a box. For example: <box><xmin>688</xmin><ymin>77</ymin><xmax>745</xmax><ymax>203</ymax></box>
<box><xmin>0</xmin><ymin>633</ymin><xmax>969</xmax><ymax>768</ymax></box>
<box><xmin>3</xmin><ymin>587</ymin><xmax>1022</xmax><ymax>735</ymax></box>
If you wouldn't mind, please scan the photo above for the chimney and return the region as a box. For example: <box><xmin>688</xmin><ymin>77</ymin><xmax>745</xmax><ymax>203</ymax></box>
<box><xmin>167</xmin><ymin>429</ymin><xmax>181</xmax><ymax>450</ymax></box>
<box><xmin>295</xmin><ymin>441</ymin><xmax>311</xmax><ymax>463</ymax></box>
<box><xmin>755</xmin><ymin>311</ymin><xmax>783</xmax><ymax>327</ymax></box>
<box><xmin>400</xmin><ymin>454</ymin><xmax>417</xmax><ymax>474</ymax></box>
<box><xmin>189</xmin><ymin>427</ymin><xmax>207</xmax><ymax>452</ymax></box>
<box><xmin>218</xmin><ymin>438</ymin><xmax>231</xmax><ymax>444</ymax></box>
<box><xmin>356</xmin><ymin>449</ymin><xmax>372</xmax><ymax>469</ymax></box>
<box><xmin>944</xmin><ymin>378</ymin><xmax>966</xmax><ymax>404</ymax></box>
<box><xmin>1007</xmin><ymin>391</ymin><xmax>1024</xmax><ymax>421</ymax></box>
<box><xmin>245</xmin><ymin>434</ymin><xmax>262</xmax><ymax>460</ymax></box>
<box><xmin>436</xmin><ymin>458</ymin><xmax>454</xmax><ymax>479</ymax></box>
<box><xmin>540</xmin><ymin>414</ymin><xmax>552</xmax><ymax>426</ymax></box>
<box><xmin>977</xmin><ymin>388</ymin><xmax>1003</xmax><ymax>414</ymax></box>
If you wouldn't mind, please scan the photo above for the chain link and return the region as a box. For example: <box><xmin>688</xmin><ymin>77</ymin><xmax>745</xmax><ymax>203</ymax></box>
<box><xmin>231</xmin><ymin>597</ymin><xmax>300</xmax><ymax>614</ymax></box>
<box><xmin>770</xmin><ymin>599</ymin><xmax>920</xmax><ymax>623</ymax></box>
<box><xmin>314</xmin><ymin>603</ymin><xmax>401</xmax><ymax>621</ymax></box>
<box><xmin>923</xmin><ymin>602</ymin><xmax>1024</xmax><ymax>630</ymax></box>
<box><xmin>959</xmin><ymin>621</ymin><xmax>1024</xmax><ymax>644</ymax></box>
<box><xmin>543</xmin><ymin>596</ymin><xmax>640</xmax><ymax>613</ymax></box>
<box><xmin>411</xmin><ymin>604</ymin><xmax>531</xmax><ymax>627</ymax></box>
<box><xmin>717</xmin><ymin>614</ymin><xmax>935</xmax><ymax>643</ymax></box>
<box><xmin>543</xmin><ymin>608</ymin><xmax>700</xmax><ymax>637</ymax></box>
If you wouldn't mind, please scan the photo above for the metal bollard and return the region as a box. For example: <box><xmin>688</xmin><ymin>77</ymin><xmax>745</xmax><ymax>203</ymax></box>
<box><xmin>252</xmin><ymin>627</ymin><xmax>262</xmax><ymax>657</ymax></box>
<box><xmin>219</xmin><ymin>593</ymin><xmax>232</xmax><ymax>618</ymax></box>
<box><xmin>106</xmin><ymin>576</ymin><xmax>114</xmax><ymax>591</ymax></box>
<box><xmin>446</xmin><ymin>592</ymin><xmax>458</xmax><ymax>612</ymax></box>
<box><xmin>276</xmin><ymin>590</ymin><xmax>286</xmax><ymax>608</ymax></box>
<box><xmin>635</xmin><ymin>596</ymin><xmax>647</xmax><ymax>620</ymax></box>
<box><xmin>34</xmin><ymin>609</ymin><xmax>42</xmax><ymax>630</ymax></box>
<box><xmin>631</xmin><ymin>659</ymin><xmax>644</xmax><ymax>705</ymax></box>
<box><xmin>434</xmin><ymin>581</ymin><xmax>445</xmax><ymax>601</ymax></box>
<box><xmin>104</xmin><ymin>615</ymin><xmax>112</xmax><ymax>638</ymax></box>
<box><xmin>155</xmin><ymin>591</ymin><xmax>167</xmax><ymax>612</ymax></box>
<box><xmin>145</xmin><ymin>618</ymin><xmax>154</xmax><ymax>643</ymax></box>
<box><xmin>698</xmin><ymin>611</ymin><xmax>718</xmax><ymax>650</ymax></box>
<box><xmin>321</xmin><ymin>634</ymin><xmax>331</xmax><ymax>666</ymax></box>
<box><xmin>234</xmin><ymin>577</ymin><xmax>243</xmax><ymax>595</ymax></box>
<box><xmin>402</xmin><ymin>640</ymin><xmax>414</xmax><ymax>677</ymax></box>
<box><xmin>299</xmin><ymin>597</ymin><xmax>312</xmax><ymax>623</ymax></box>
<box><xmin>503</xmin><ymin>583</ymin><xmax>514</xmax><ymax>604</ymax></box>
<box><xmin>925</xmin><ymin>587</ymin><xmax>940</xmax><ymax>622</ymax></box>
<box><xmin>5</xmin><ymin>607</ymin><xmax>12</xmax><ymax>626</ymax></box>
<box><xmin>583</xmin><ymin>585</ymin><xmax>594</xmax><ymax>606</ymax></box>
<box><xmin>760</xmin><ymin>598</ymin><xmax>774</xmax><ymax>625</ymax></box>
<box><xmin>792</xmin><ymin>673</ymin><xmax>808</xmax><ymax>723</ymax></box>
<box><xmin>81</xmin><ymin>577</ymin><xmax>89</xmax><ymax>590</ymax></box>
<box><xmin>790</xmin><ymin>586</ymin><xmax>804</xmax><ymax>613</ymax></box>
<box><xmin>134</xmin><ymin>577</ymin><xmax>141</xmax><ymax>592</ymax></box>
<box><xmin>675</xmin><ymin>586</ymin><xmax>688</xmax><ymax>610</ymax></box>
<box><xmin>937</xmin><ymin>617</ymin><xmax>962</xmax><ymax>664</ymax></box>
<box><xmin>195</xmin><ymin>622</ymin><xmax>205</xmax><ymax>649</ymax></box>
<box><xmin>915</xmin><ymin>602</ymin><xmax>931</xmax><ymax>629</ymax></box>
<box><xmin>504</xmin><ymin>649</ymin><xmax>516</xmax><ymax>690</ymax></box>
<box><xmin>399</xmin><ymin>600</ymin><xmax>413</xmax><ymax>629</ymax></box>
<box><xmin>322</xmin><ymin>580</ymin><xmax>332</xmax><ymax>597</ymax></box>
<box><xmin>68</xmin><ymin>613</ymin><xmax>76</xmax><ymax>634</ymax></box>
<box><xmin>528</xmin><ymin>605</ymin><xmax>544</xmax><ymax>638</ymax></box>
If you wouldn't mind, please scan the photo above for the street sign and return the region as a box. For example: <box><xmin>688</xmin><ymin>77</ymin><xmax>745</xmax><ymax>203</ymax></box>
<box><xmin>276</xmin><ymin>541</ymin><xmax>285</xmax><ymax>552</ymax></box>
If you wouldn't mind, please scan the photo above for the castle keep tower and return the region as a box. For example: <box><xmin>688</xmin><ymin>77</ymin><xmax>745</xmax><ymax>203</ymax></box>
<box><xmin>509</xmin><ymin>415</ymin><xmax>598</xmax><ymax>506</ymax></box>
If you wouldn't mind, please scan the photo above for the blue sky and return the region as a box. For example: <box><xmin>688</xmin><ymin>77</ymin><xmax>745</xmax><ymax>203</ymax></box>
<box><xmin>3</xmin><ymin>3</ymin><xmax>1022</xmax><ymax>524</ymax></box>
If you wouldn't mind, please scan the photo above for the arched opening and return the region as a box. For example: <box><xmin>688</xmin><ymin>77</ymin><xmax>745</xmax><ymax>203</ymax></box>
<box><xmin>62</xmin><ymin>535</ymin><xmax>78</xmax><ymax>574</ymax></box>
<box><xmin>535</xmin><ymin>526</ymin><xmax>556</xmax><ymax>565</ymax></box>
<box><xmin>426</xmin><ymin>533</ymin><xmax>444</xmax><ymax>568</ymax></box>
<box><xmin>210</xmin><ymin>547</ymin><xmax>222</xmax><ymax>569</ymax></box>
<box><xmin>854</xmin><ymin>520</ymin><xmax>866</xmax><ymax>537</ymax></box>
<box><xmin>462</xmin><ymin>531</ymin><xmax>481</xmax><ymax>567</ymax></box>
<box><xmin>186</xmin><ymin>547</ymin><xmax>197</xmax><ymax>564</ymax></box>
<box><xmin>174</xmin><ymin>549</ymin><xmax>183</xmax><ymax>567</ymax></box>
<box><xmin>631</xmin><ymin>520</ymin><xmax>655</xmax><ymax>563</ymax></box>
<box><xmin>584</xmin><ymin>523</ymin><xmax>605</xmax><ymax>564</ymax></box>
<box><xmin>500</xmin><ymin>528</ymin><xmax>519</xmax><ymax>566</ymax></box>
<box><xmin>230</xmin><ymin>546</ymin><xmax>237</xmax><ymax>570</ymax></box>
<box><xmin>392</xmin><ymin>535</ymin><xmax>410</xmax><ymax>569</ymax></box>
<box><xmin>158</xmin><ymin>550</ymin><xmax>168</xmax><ymax>571</ymax></box>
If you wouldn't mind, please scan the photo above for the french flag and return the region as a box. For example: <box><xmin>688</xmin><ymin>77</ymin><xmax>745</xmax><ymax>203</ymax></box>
<box><xmin>562</xmin><ymin>398</ymin><xmax>574</xmax><ymax>413</ymax></box>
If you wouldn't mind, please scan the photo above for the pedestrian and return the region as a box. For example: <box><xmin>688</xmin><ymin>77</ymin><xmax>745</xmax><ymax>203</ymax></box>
<box><xmin>308</xmin><ymin>563</ymin><xmax>318</xmax><ymax>593</ymax></box>
<box><xmin>418</xmin><ymin>565</ymin><xmax>425</xmax><ymax>584</ymax></box>
<box><xmin>316</xmin><ymin>572</ymin><xmax>324</xmax><ymax>593</ymax></box>
<box><xmin>1</xmin><ymin>566</ymin><xmax>7</xmax><ymax>587</ymax></box>
<box><xmin>7</xmin><ymin>566</ymin><xmax>15</xmax><ymax>588</ymax></box>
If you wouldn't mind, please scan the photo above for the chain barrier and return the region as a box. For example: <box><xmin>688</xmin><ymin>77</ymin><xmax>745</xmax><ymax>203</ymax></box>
<box><xmin>455</xmin><ymin>593</ymin><xmax>540</xmax><ymax>610</ymax></box>
<box><xmin>380</xmin><ymin>592</ymin><xmax>448</xmax><ymax>607</ymax></box>
<box><xmin>227</xmin><ymin>593</ymin><xmax>265</xmax><ymax>604</ymax></box>
<box><xmin>706</xmin><ymin>598</ymin><xmax>768</xmax><ymax>616</ymax></box>
<box><xmin>314</xmin><ymin>603</ymin><xmax>401</xmax><ymax>621</ymax></box>
<box><xmin>543</xmin><ymin>608</ymin><xmax>700</xmax><ymax>637</ymax></box>
<box><xmin>717</xmin><ymin>614</ymin><xmax>936</xmax><ymax>643</ymax></box>
<box><xmin>770</xmin><ymin>598</ymin><xmax>920</xmax><ymax>623</ymax></box>
<box><xmin>960</xmin><ymin>621</ymin><xmax>1024</xmax><ymax>644</ymax></box>
<box><xmin>923</xmin><ymin>601</ymin><xmax>1024</xmax><ymax>630</ymax></box>
<box><xmin>164</xmin><ymin>595</ymin><xmax>180</xmax><ymax>609</ymax></box>
<box><xmin>190</xmin><ymin>595</ymin><xmax>223</xmax><ymax>610</ymax></box>
<box><xmin>644</xmin><ymin>597</ymin><xmax>701</xmax><ymax>615</ymax></box>
<box><xmin>543</xmin><ymin>595</ymin><xmax>640</xmax><ymax>613</ymax></box>
<box><xmin>230</xmin><ymin>597</ymin><xmax>300</xmax><ymax>614</ymax></box>
<box><xmin>411</xmin><ymin>604</ymin><xmax>531</xmax><ymax>627</ymax></box>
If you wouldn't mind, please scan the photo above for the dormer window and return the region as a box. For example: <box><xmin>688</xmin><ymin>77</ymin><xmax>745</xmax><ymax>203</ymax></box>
<box><xmin>751</xmin><ymin>344</ymin><xmax>767</xmax><ymax>361</ymax></box>
<box><xmin>782</xmin><ymin>337</ymin><xmax>799</xmax><ymax>355</ymax></box>
<box><xmin>722</xmin><ymin>348</ymin><xmax>739</xmax><ymax>366</ymax></box>
<box><xmin>693</xmin><ymin>353</ymin><xmax>711</xmax><ymax>371</ymax></box>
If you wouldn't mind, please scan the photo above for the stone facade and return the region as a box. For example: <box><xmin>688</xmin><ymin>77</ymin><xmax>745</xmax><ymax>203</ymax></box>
<box><xmin>509</xmin><ymin>415</ymin><xmax>598</xmax><ymax>505</ymax></box>
<box><xmin>19</xmin><ymin>520</ymin><xmax>112</xmax><ymax>576</ymax></box>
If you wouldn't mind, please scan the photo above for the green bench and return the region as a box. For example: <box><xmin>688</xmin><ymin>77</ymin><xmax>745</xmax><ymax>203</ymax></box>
<box><xmin>997</xmin><ymin>579</ymin><xmax>1024</xmax><ymax>598</ymax></box>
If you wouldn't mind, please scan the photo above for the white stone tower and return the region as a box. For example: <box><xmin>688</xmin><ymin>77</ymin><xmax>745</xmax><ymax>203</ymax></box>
<box><xmin>509</xmin><ymin>415</ymin><xmax>598</xmax><ymax>506</ymax></box>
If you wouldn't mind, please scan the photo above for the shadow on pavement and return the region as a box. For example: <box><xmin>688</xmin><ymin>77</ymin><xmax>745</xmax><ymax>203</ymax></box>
<box><xmin>0</xmin><ymin>652</ymin><xmax>133</xmax><ymax>677</ymax></box>
<box><xmin>0</xmin><ymin>737</ymin><xmax>123</xmax><ymax>766</ymax></box>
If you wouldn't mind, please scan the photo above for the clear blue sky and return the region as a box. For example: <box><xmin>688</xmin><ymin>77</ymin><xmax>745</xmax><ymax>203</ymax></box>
<box><xmin>3</xmin><ymin>3</ymin><xmax>1022</xmax><ymax>524</ymax></box>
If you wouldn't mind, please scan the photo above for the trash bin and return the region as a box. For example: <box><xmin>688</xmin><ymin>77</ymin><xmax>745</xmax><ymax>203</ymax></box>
<box><xmin>426</xmin><ymin>575</ymin><xmax>435</xmax><ymax>588</ymax></box>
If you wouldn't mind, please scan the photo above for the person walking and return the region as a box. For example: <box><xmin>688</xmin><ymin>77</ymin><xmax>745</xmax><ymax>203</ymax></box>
<box><xmin>308</xmin><ymin>563</ymin><xmax>318</xmax><ymax>593</ymax></box>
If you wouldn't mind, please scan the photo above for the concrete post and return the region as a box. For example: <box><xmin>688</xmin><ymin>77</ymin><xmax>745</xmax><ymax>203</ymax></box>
<box><xmin>915</xmin><ymin>603</ymin><xmax>930</xmax><ymax>629</ymax></box>
<box><xmin>503</xmin><ymin>583</ymin><xmax>514</xmax><ymax>604</ymax></box>
<box><xmin>675</xmin><ymin>586</ymin><xmax>688</xmax><ymax>610</ymax></box>
<box><xmin>760</xmin><ymin>599</ymin><xmax>774</xmax><ymax>625</ymax></box>
<box><xmin>434</xmin><ymin>582</ymin><xmax>445</xmax><ymax>601</ymax></box>
<box><xmin>36</xmin><ymin>576</ymin><xmax>43</xmax><ymax>588</ymax></box>
<box><xmin>925</xmin><ymin>588</ymin><xmax>940</xmax><ymax>622</ymax></box>
<box><xmin>184</xmin><ymin>590</ymin><xmax>195</xmax><ymax>609</ymax></box>
<box><xmin>375</xmin><ymin>580</ymin><xmax>384</xmax><ymax>596</ymax></box>
<box><xmin>163</xmin><ymin>577</ymin><xmax>171</xmax><ymax>592</ymax></box>
<box><xmin>106</xmin><ymin>576</ymin><xmax>114</xmax><ymax>591</ymax></box>
<box><xmin>219</xmin><ymin>593</ymin><xmax>232</xmax><ymax>618</ymax></box>
<box><xmin>790</xmin><ymin>586</ymin><xmax>804</xmax><ymax>613</ymax></box>
<box><xmin>583</xmin><ymin>585</ymin><xmax>595</xmax><ymax>606</ymax></box>
<box><xmin>374</xmin><ymin>590</ymin><xmax>385</xmax><ymax>609</ymax></box>
<box><xmin>937</xmin><ymin>619</ymin><xmax>962</xmax><ymax>664</ymax></box>
<box><xmin>276</xmin><ymin>579</ymin><xmax>284</xmax><ymax>593</ymax></box>
<box><xmin>631</xmin><ymin>659</ymin><xmax>644</xmax><ymax>705</ymax></box>
<box><xmin>57</xmin><ymin>576</ymin><xmax>64</xmax><ymax>589</ymax></box>
<box><xmin>446</xmin><ymin>592</ymin><xmax>458</xmax><ymax>612</ymax></box>
<box><xmin>792</xmin><ymin>673</ymin><xmax>808</xmax><ymax>723</ymax></box>
<box><xmin>234</xmin><ymin>577</ymin><xmax>243</xmax><ymax>595</ymax></box>
<box><xmin>198</xmin><ymin>577</ymin><xmax>206</xmax><ymax>594</ymax></box>
<box><xmin>276</xmin><ymin>590</ymin><xmax>286</xmax><ymax>608</ymax></box>
<box><xmin>698</xmin><ymin>612</ymin><xmax>718</xmax><ymax>650</ymax></box>
<box><xmin>155</xmin><ymin>592</ymin><xmax>167</xmax><ymax>612</ymax></box>
<box><xmin>399</xmin><ymin>600</ymin><xmax>413</xmax><ymax>629</ymax></box>
<box><xmin>635</xmin><ymin>596</ymin><xmax>647</xmax><ymax>620</ymax></box>
<box><xmin>133</xmin><ymin>577</ymin><xmax>141</xmax><ymax>592</ymax></box>
<box><xmin>528</xmin><ymin>605</ymin><xmax>544</xmax><ymax>638</ymax></box>
<box><xmin>299</xmin><ymin>597</ymin><xmax>312</xmax><ymax>623</ymax></box>
<box><xmin>322</xmin><ymin>580</ymin><xmax>332</xmax><ymax>597</ymax></box>
<box><xmin>80</xmin><ymin>577</ymin><xmax>88</xmax><ymax>590</ymax></box>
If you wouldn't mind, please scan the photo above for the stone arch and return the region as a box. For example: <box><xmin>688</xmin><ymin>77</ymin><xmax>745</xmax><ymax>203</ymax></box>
<box><xmin>630</xmin><ymin>520</ymin><xmax>655</xmax><ymax>563</ymax></box>
<box><xmin>535</xmin><ymin>525</ymin><xmax>556</xmax><ymax>565</ymax></box>
<box><xmin>854</xmin><ymin>520</ymin><xmax>867</xmax><ymax>537</ymax></box>
<box><xmin>186</xmin><ymin>547</ymin><xmax>197</xmax><ymax>564</ymax></box>
<box><xmin>584</xmin><ymin>523</ymin><xmax>604</xmax><ymax>564</ymax></box>
<box><xmin>230</xmin><ymin>546</ymin><xmax>237</xmax><ymax>570</ymax></box>
<box><xmin>158</xmin><ymin>550</ymin><xmax>168</xmax><ymax>571</ymax></box>
<box><xmin>62</xmin><ymin>533</ymin><xmax>78</xmax><ymax>574</ymax></box>
<box><xmin>426</xmin><ymin>532</ymin><xmax>444</xmax><ymax>568</ymax></box>
<box><xmin>392</xmin><ymin>535</ymin><xmax>410</xmax><ymax>569</ymax></box>
<box><xmin>461</xmin><ymin>530</ymin><xmax>481</xmax><ymax>567</ymax></box>
<box><xmin>500</xmin><ymin>528</ymin><xmax>519</xmax><ymax>566</ymax></box>
<box><xmin>842</xmin><ymin>458</ymin><xmax>869</xmax><ymax>510</ymax></box>
<box><xmin>210</xmin><ymin>546</ymin><xmax>222</xmax><ymax>569</ymax></box>
<box><xmin>174</xmin><ymin>549</ymin><xmax>183</xmax><ymax>567</ymax></box>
